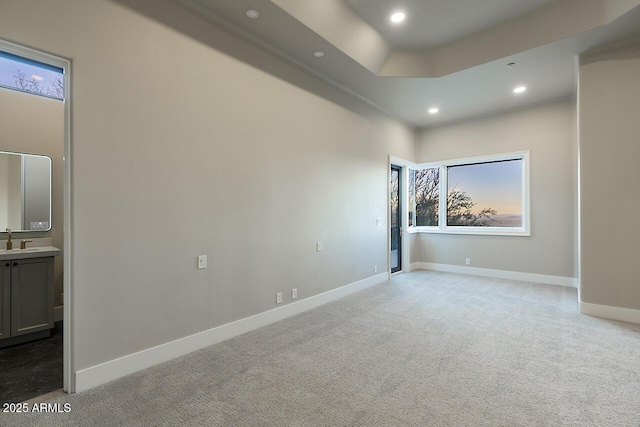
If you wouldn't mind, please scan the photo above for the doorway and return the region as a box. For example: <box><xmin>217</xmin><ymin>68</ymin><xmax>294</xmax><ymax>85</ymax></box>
<box><xmin>0</xmin><ymin>39</ymin><xmax>72</xmax><ymax>399</ymax></box>
<box><xmin>390</xmin><ymin>165</ymin><xmax>402</xmax><ymax>273</ymax></box>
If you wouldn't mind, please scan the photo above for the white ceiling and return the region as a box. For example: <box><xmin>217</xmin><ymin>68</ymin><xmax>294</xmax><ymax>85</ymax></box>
<box><xmin>168</xmin><ymin>0</ymin><xmax>640</xmax><ymax>128</ymax></box>
<box><xmin>344</xmin><ymin>0</ymin><xmax>557</xmax><ymax>49</ymax></box>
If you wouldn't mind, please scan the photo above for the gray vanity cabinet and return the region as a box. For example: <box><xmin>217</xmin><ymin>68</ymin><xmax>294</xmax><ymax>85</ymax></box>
<box><xmin>0</xmin><ymin>262</ymin><xmax>10</xmax><ymax>340</ymax></box>
<box><xmin>0</xmin><ymin>256</ymin><xmax>54</xmax><ymax>344</ymax></box>
<box><xmin>11</xmin><ymin>257</ymin><xmax>54</xmax><ymax>336</ymax></box>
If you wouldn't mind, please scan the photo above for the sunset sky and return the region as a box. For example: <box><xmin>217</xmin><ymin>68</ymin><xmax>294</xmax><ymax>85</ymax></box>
<box><xmin>447</xmin><ymin>160</ymin><xmax>522</xmax><ymax>215</ymax></box>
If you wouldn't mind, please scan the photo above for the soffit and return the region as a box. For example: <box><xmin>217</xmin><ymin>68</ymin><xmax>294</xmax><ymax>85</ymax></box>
<box><xmin>344</xmin><ymin>0</ymin><xmax>558</xmax><ymax>50</ymax></box>
<box><xmin>167</xmin><ymin>0</ymin><xmax>640</xmax><ymax>127</ymax></box>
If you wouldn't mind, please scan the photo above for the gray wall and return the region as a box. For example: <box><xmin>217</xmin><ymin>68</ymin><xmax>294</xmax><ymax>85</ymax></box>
<box><xmin>579</xmin><ymin>45</ymin><xmax>640</xmax><ymax>310</ymax></box>
<box><xmin>0</xmin><ymin>0</ymin><xmax>415</xmax><ymax>371</ymax></box>
<box><xmin>409</xmin><ymin>233</ymin><xmax>419</xmax><ymax>264</ymax></box>
<box><xmin>0</xmin><ymin>155</ymin><xmax>9</xmax><ymax>227</ymax></box>
<box><xmin>0</xmin><ymin>154</ymin><xmax>20</xmax><ymax>227</ymax></box>
<box><xmin>0</xmin><ymin>90</ymin><xmax>64</xmax><ymax>306</ymax></box>
<box><xmin>415</xmin><ymin>100</ymin><xmax>578</xmax><ymax>278</ymax></box>
<box><xmin>0</xmin><ymin>153</ymin><xmax>24</xmax><ymax>230</ymax></box>
<box><xmin>7</xmin><ymin>154</ymin><xmax>22</xmax><ymax>229</ymax></box>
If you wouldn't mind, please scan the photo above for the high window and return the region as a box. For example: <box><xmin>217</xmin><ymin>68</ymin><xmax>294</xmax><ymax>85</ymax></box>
<box><xmin>408</xmin><ymin>152</ymin><xmax>529</xmax><ymax>236</ymax></box>
<box><xmin>0</xmin><ymin>51</ymin><xmax>64</xmax><ymax>100</ymax></box>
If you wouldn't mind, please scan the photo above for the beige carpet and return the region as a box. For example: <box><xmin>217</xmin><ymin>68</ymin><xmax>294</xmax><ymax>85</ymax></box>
<box><xmin>2</xmin><ymin>271</ymin><xmax>639</xmax><ymax>426</ymax></box>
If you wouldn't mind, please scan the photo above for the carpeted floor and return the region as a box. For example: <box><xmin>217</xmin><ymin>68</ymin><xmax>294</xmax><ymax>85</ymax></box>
<box><xmin>2</xmin><ymin>271</ymin><xmax>639</xmax><ymax>426</ymax></box>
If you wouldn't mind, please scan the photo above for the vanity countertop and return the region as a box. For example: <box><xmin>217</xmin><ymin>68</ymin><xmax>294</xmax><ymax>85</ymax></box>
<box><xmin>0</xmin><ymin>246</ymin><xmax>61</xmax><ymax>261</ymax></box>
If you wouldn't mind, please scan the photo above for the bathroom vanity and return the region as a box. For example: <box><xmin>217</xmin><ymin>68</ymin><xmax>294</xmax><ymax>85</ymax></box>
<box><xmin>0</xmin><ymin>246</ymin><xmax>60</xmax><ymax>348</ymax></box>
<box><xmin>0</xmin><ymin>149</ymin><xmax>58</xmax><ymax>347</ymax></box>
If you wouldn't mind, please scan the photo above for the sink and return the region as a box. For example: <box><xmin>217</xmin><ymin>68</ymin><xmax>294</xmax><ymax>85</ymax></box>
<box><xmin>0</xmin><ymin>246</ymin><xmax>61</xmax><ymax>260</ymax></box>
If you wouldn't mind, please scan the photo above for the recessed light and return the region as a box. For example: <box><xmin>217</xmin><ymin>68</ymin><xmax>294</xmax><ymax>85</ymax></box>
<box><xmin>246</xmin><ymin>9</ymin><xmax>259</xmax><ymax>19</ymax></box>
<box><xmin>428</xmin><ymin>108</ymin><xmax>439</xmax><ymax>114</ymax></box>
<box><xmin>513</xmin><ymin>86</ymin><xmax>527</xmax><ymax>94</ymax></box>
<box><xmin>313</xmin><ymin>51</ymin><xmax>325</xmax><ymax>58</ymax></box>
<box><xmin>390</xmin><ymin>12</ymin><xmax>406</xmax><ymax>23</ymax></box>
<box><xmin>31</xmin><ymin>74</ymin><xmax>44</xmax><ymax>81</ymax></box>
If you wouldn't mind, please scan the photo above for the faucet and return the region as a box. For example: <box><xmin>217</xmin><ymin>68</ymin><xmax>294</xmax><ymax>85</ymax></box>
<box><xmin>5</xmin><ymin>228</ymin><xmax>12</xmax><ymax>250</ymax></box>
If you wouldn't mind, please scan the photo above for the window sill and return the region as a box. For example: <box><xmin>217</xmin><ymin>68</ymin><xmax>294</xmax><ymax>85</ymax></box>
<box><xmin>409</xmin><ymin>226</ymin><xmax>530</xmax><ymax>237</ymax></box>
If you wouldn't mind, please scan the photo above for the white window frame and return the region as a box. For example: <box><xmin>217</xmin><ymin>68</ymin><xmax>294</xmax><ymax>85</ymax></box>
<box><xmin>408</xmin><ymin>151</ymin><xmax>530</xmax><ymax>237</ymax></box>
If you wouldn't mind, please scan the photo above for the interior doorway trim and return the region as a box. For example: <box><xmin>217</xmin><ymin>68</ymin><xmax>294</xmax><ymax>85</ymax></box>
<box><xmin>390</xmin><ymin>165</ymin><xmax>402</xmax><ymax>274</ymax></box>
<box><xmin>0</xmin><ymin>39</ymin><xmax>74</xmax><ymax>393</ymax></box>
<box><xmin>388</xmin><ymin>156</ymin><xmax>412</xmax><ymax>275</ymax></box>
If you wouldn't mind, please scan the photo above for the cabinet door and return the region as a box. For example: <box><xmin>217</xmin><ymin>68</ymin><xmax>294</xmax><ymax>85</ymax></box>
<box><xmin>10</xmin><ymin>257</ymin><xmax>54</xmax><ymax>337</ymax></box>
<box><xmin>0</xmin><ymin>262</ymin><xmax>10</xmax><ymax>340</ymax></box>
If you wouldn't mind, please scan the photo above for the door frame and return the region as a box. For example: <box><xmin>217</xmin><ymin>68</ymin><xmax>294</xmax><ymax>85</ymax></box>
<box><xmin>388</xmin><ymin>156</ymin><xmax>411</xmax><ymax>275</ymax></box>
<box><xmin>0</xmin><ymin>39</ymin><xmax>74</xmax><ymax>393</ymax></box>
<box><xmin>390</xmin><ymin>165</ymin><xmax>402</xmax><ymax>274</ymax></box>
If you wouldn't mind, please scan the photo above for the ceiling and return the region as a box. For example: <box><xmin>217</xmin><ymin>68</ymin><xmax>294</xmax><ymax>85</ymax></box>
<box><xmin>344</xmin><ymin>0</ymin><xmax>557</xmax><ymax>49</ymax></box>
<box><xmin>168</xmin><ymin>0</ymin><xmax>640</xmax><ymax>128</ymax></box>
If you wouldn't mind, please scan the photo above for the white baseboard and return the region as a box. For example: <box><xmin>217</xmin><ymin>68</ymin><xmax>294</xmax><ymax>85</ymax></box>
<box><xmin>414</xmin><ymin>262</ymin><xmax>578</xmax><ymax>288</ymax></box>
<box><xmin>74</xmin><ymin>273</ymin><xmax>388</xmax><ymax>393</ymax></box>
<box><xmin>409</xmin><ymin>262</ymin><xmax>420</xmax><ymax>272</ymax></box>
<box><xmin>579</xmin><ymin>301</ymin><xmax>640</xmax><ymax>324</ymax></box>
<box><xmin>54</xmin><ymin>305</ymin><xmax>63</xmax><ymax>322</ymax></box>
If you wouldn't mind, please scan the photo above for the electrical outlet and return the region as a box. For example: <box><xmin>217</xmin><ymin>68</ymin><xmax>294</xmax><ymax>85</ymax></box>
<box><xmin>276</xmin><ymin>292</ymin><xmax>283</xmax><ymax>304</ymax></box>
<box><xmin>198</xmin><ymin>255</ymin><xmax>207</xmax><ymax>269</ymax></box>
<box><xmin>376</xmin><ymin>218</ymin><xmax>382</xmax><ymax>226</ymax></box>
<box><xmin>291</xmin><ymin>288</ymin><xmax>298</xmax><ymax>299</ymax></box>
<box><xmin>374</xmin><ymin>265</ymin><xmax>378</xmax><ymax>273</ymax></box>
<box><xmin>465</xmin><ymin>258</ymin><xmax>471</xmax><ymax>265</ymax></box>
<box><xmin>316</xmin><ymin>242</ymin><xmax>322</xmax><ymax>252</ymax></box>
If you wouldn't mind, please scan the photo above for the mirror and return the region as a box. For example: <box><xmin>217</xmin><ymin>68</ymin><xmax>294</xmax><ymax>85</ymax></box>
<box><xmin>0</xmin><ymin>150</ymin><xmax>51</xmax><ymax>232</ymax></box>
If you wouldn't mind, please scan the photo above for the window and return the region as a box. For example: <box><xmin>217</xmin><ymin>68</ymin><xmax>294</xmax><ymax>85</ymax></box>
<box><xmin>0</xmin><ymin>51</ymin><xmax>64</xmax><ymax>100</ymax></box>
<box><xmin>447</xmin><ymin>159</ymin><xmax>522</xmax><ymax>227</ymax></box>
<box><xmin>409</xmin><ymin>152</ymin><xmax>529</xmax><ymax>236</ymax></box>
<box><xmin>413</xmin><ymin>167</ymin><xmax>440</xmax><ymax>227</ymax></box>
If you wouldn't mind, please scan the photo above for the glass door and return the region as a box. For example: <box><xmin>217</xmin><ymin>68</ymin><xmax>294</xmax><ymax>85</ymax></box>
<box><xmin>390</xmin><ymin>166</ymin><xmax>402</xmax><ymax>273</ymax></box>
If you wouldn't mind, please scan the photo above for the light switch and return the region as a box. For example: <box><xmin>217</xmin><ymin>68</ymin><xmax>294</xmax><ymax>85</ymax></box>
<box><xmin>198</xmin><ymin>255</ymin><xmax>207</xmax><ymax>270</ymax></box>
<box><xmin>376</xmin><ymin>218</ymin><xmax>382</xmax><ymax>226</ymax></box>
<box><xmin>316</xmin><ymin>242</ymin><xmax>322</xmax><ymax>252</ymax></box>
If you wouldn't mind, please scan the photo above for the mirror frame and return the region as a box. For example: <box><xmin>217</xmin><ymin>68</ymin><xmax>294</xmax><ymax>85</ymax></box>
<box><xmin>0</xmin><ymin>149</ymin><xmax>52</xmax><ymax>232</ymax></box>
